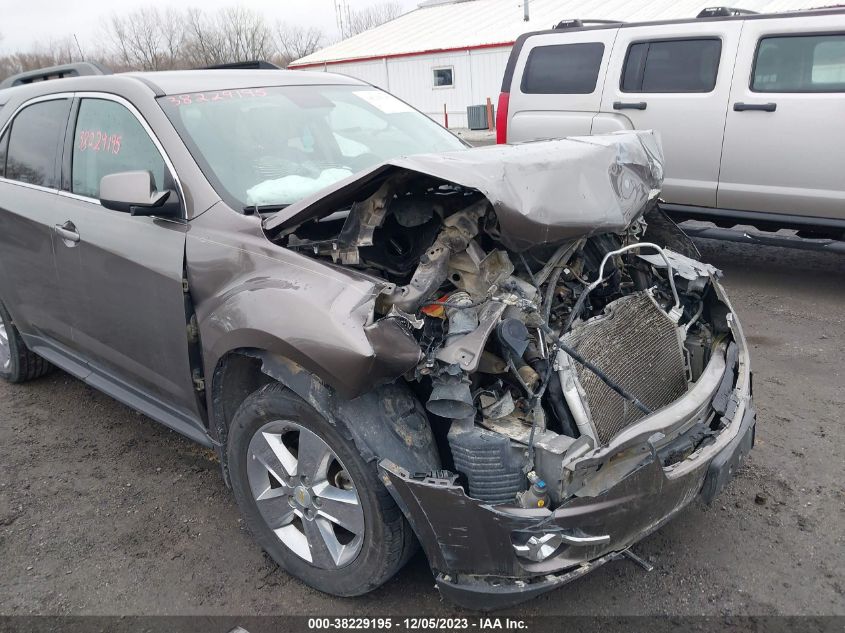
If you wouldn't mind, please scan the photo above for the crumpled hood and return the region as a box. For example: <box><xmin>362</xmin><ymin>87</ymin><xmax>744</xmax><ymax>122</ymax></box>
<box><xmin>264</xmin><ymin>130</ymin><xmax>664</xmax><ymax>251</ymax></box>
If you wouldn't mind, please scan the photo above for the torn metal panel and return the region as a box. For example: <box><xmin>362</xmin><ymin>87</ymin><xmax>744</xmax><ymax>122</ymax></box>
<box><xmin>265</xmin><ymin>131</ymin><xmax>664</xmax><ymax>251</ymax></box>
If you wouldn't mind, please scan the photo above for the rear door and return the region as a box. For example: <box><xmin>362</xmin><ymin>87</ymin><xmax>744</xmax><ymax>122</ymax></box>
<box><xmin>718</xmin><ymin>17</ymin><xmax>845</xmax><ymax>219</ymax></box>
<box><xmin>507</xmin><ymin>28</ymin><xmax>619</xmax><ymax>141</ymax></box>
<box><xmin>54</xmin><ymin>95</ymin><xmax>203</xmax><ymax>430</ymax></box>
<box><xmin>597</xmin><ymin>22</ymin><xmax>743</xmax><ymax>207</ymax></box>
<box><xmin>0</xmin><ymin>97</ymin><xmax>81</xmax><ymax>357</ymax></box>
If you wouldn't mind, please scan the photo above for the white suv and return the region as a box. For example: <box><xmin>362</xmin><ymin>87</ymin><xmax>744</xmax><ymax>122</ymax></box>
<box><xmin>497</xmin><ymin>7</ymin><xmax>845</xmax><ymax>239</ymax></box>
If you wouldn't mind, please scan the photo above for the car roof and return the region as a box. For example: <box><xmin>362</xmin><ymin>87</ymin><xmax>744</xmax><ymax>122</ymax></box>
<box><xmin>0</xmin><ymin>69</ymin><xmax>368</xmax><ymax>110</ymax></box>
<box><xmin>125</xmin><ymin>69</ymin><xmax>367</xmax><ymax>95</ymax></box>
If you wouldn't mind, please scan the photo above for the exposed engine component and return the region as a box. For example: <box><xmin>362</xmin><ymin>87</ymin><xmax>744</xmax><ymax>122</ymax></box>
<box><xmin>378</xmin><ymin>201</ymin><xmax>487</xmax><ymax>313</ymax></box>
<box><xmin>277</xmin><ymin>132</ymin><xmax>729</xmax><ymax>512</ymax></box>
<box><xmin>448</xmin><ymin>417</ymin><xmax>526</xmax><ymax>505</ymax></box>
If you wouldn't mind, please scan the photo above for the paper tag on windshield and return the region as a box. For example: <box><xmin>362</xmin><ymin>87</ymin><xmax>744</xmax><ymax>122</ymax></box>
<box><xmin>353</xmin><ymin>90</ymin><xmax>414</xmax><ymax>114</ymax></box>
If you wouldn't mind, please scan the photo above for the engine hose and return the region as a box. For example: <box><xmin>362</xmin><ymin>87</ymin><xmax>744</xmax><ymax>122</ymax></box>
<box><xmin>557</xmin><ymin>341</ymin><xmax>652</xmax><ymax>415</ymax></box>
<box><xmin>563</xmin><ymin>242</ymin><xmax>682</xmax><ymax>333</ymax></box>
<box><xmin>420</xmin><ymin>296</ymin><xmax>490</xmax><ymax>310</ymax></box>
<box><xmin>543</xmin><ymin>264</ymin><xmax>565</xmax><ymax>325</ymax></box>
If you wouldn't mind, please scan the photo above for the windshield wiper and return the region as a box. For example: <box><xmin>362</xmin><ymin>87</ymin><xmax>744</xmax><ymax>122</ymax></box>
<box><xmin>244</xmin><ymin>203</ymin><xmax>290</xmax><ymax>215</ymax></box>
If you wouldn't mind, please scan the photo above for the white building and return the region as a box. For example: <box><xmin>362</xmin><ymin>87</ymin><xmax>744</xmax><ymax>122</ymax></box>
<box><xmin>289</xmin><ymin>0</ymin><xmax>819</xmax><ymax>128</ymax></box>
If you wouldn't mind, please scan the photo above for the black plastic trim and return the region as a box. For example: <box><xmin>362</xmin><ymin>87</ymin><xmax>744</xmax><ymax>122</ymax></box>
<box><xmin>23</xmin><ymin>333</ymin><xmax>212</xmax><ymax>447</ymax></box>
<box><xmin>733</xmin><ymin>102</ymin><xmax>776</xmax><ymax>111</ymax></box>
<box><xmin>660</xmin><ymin>202</ymin><xmax>845</xmax><ymax>231</ymax></box>
<box><xmin>613</xmin><ymin>101</ymin><xmax>647</xmax><ymax>109</ymax></box>
<box><xmin>700</xmin><ymin>403</ymin><xmax>756</xmax><ymax>504</ymax></box>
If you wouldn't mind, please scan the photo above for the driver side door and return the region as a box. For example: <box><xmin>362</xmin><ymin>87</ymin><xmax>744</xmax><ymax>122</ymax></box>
<box><xmin>54</xmin><ymin>95</ymin><xmax>205</xmax><ymax>439</ymax></box>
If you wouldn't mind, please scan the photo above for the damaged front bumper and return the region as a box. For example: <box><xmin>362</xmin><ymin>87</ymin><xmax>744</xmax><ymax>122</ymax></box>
<box><xmin>378</xmin><ymin>283</ymin><xmax>755</xmax><ymax>610</ymax></box>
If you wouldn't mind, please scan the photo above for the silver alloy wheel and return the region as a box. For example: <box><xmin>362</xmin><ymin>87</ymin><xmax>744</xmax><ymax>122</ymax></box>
<box><xmin>0</xmin><ymin>318</ymin><xmax>10</xmax><ymax>372</ymax></box>
<box><xmin>246</xmin><ymin>420</ymin><xmax>365</xmax><ymax>569</ymax></box>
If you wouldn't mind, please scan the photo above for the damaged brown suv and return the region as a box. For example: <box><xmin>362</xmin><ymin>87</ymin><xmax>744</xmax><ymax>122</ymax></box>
<box><xmin>0</xmin><ymin>64</ymin><xmax>755</xmax><ymax>609</ymax></box>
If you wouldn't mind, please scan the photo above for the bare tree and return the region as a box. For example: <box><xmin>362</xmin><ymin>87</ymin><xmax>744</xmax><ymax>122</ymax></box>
<box><xmin>182</xmin><ymin>7</ymin><xmax>226</xmax><ymax>68</ymax></box>
<box><xmin>182</xmin><ymin>6</ymin><xmax>274</xmax><ymax>67</ymax></box>
<box><xmin>109</xmin><ymin>8</ymin><xmax>185</xmax><ymax>71</ymax></box>
<box><xmin>219</xmin><ymin>6</ymin><xmax>275</xmax><ymax>62</ymax></box>
<box><xmin>344</xmin><ymin>1</ymin><xmax>403</xmax><ymax>38</ymax></box>
<box><xmin>0</xmin><ymin>38</ymin><xmax>80</xmax><ymax>81</ymax></box>
<box><xmin>0</xmin><ymin>5</ymin><xmax>329</xmax><ymax>81</ymax></box>
<box><xmin>276</xmin><ymin>23</ymin><xmax>324</xmax><ymax>66</ymax></box>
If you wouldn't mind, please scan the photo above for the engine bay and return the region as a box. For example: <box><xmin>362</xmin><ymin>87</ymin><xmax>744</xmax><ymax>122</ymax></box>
<box><xmin>261</xmin><ymin>132</ymin><xmax>736</xmax><ymax>512</ymax></box>
<box><xmin>270</xmin><ymin>175</ymin><xmax>733</xmax><ymax>511</ymax></box>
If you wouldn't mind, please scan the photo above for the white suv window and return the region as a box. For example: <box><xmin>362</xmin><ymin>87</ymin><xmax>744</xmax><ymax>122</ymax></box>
<box><xmin>752</xmin><ymin>34</ymin><xmax>845</xmax><ymax>92</ymax></box>
<box><xmin>520</xmin><ymin>43</ymin><xmax>605</xmax><ymax>94</ymax></box>
<box><xmin>621</xmin><ymin>38</ymin><xmax>722</xmax><ymax>93</ymax></box>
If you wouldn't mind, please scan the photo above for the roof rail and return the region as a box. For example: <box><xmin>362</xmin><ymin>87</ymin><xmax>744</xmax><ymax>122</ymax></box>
<box><xmin>553</xmin><ymin>18</ymin><xmax>624</xmax><ymax>30</ymax></box>
<box><xmin>0</xmin><ymin>61</ymin><xmax>111</xmax><ymax>89</ymax></box>
<box><xmin>202</xmin><ymin>60</ymin><xmax>282</xmax><ymax>70</ymax></box>
<box><xmin>696</xmin><ymin>7</ymin><xmax>759</xmax><ymax>18</ymax></box>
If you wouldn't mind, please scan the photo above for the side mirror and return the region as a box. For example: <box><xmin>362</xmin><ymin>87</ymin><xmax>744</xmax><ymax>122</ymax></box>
<box><xmin>99</xmin><ymin>170</ymin><xmax>180</xmax><ymax>218</ymax></box>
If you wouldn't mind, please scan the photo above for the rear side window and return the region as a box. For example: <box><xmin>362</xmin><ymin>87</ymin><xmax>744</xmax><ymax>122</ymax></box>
<box><xmin>0</xmin><ymin>129</ymin><xmax>8</xmax><ymax>178</ymax></box>
<box><xmin>72</xmin><ymin>99</ymin><xmax>166</xmax><ymax>199</ymax></box>
<box><xmin>621</xmin><ymin>39</ymin><xmax>722</xmax><ymax>93</ymax></box>
<box><xmin>752</xmin><ymin>34</ymin><xmax>845</xmax><ymax>92</ymax></box>
<box><xmin>521</xmin><ymin>42</ymin><xmax>605</xmax><ymax>94</ymax></box>
<box><xmin>5</xmin><ymin>99</ymin><xmax>71</xmax><ymax>188</ymax></box>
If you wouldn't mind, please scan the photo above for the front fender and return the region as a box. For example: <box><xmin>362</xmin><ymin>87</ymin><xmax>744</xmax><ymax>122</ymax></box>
<box><xmin>187</xmin><ymin>202</ymin><xmax>421</xmax><ymax>400</ymax></box>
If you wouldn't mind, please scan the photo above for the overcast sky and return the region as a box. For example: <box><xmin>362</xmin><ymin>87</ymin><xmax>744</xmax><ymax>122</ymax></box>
<box><xmin>0</xmin><ymin>0</ymin><xmax>420</xmax><ymax>54</ymax></box>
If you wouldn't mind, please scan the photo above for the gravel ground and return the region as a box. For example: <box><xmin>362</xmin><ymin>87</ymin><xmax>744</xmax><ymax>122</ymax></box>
<box><xmin>0</xmin><ymin>237</ymin><xmax>842</xmax><ymax>617</ymax></box>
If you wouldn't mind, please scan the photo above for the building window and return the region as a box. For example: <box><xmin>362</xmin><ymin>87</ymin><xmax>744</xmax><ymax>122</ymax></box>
<box><xmin>433</xmin><ymin>67</ymin><xmax>454</xmax><ymax>88</ymax></box>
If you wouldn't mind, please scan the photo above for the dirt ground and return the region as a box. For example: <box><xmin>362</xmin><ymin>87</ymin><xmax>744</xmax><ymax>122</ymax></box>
<box><xmin>0</xmin><ymin>236</ymin><xmax>842</xmax><ymax>617</ymax></box>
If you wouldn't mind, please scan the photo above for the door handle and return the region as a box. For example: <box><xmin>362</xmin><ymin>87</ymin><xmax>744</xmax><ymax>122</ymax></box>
<box><xmin>54</xmin><ymin>221</ymin><xmax>80</xmax><ymax>243</ymax></box>
<box><xmin>613</xmin><ymin>101</ymin><xmax>647</xmax><ymax>110</ymax></box>
<box><xmin>733</xmin><ymin>102</ymin><xmax>777</xmax><ymax>112</ymax></box>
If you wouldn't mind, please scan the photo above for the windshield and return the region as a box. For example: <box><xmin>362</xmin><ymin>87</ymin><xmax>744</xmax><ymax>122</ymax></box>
<box><xmin>159</xmin><ymin>85</ymin><xmax>466</xmax><ymax>209</ymax></box>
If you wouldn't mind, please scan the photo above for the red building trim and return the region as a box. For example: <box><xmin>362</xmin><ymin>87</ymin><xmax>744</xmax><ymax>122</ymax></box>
<box><xmin>289</xmin><ymin>41</ymin><xmax>515</xmax><ymax>69</ymax></box>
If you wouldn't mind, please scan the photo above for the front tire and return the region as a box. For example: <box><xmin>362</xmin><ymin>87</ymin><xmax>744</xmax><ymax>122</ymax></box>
<box><xmin>0</xmin><ymin>302</ymin><xmax>52</xmax><ymax>384</ymax></box>
<box><xmin>227</xmin><ymin>382</ymin><xmax>415</xmax><ymax>596</ymax></box>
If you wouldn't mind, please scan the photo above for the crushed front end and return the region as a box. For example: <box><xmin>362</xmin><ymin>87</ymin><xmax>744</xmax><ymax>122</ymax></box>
<box><xmin>264</xmin><ymin>131</ymin><xmax>755</xmax><ymax>609</ymax></box>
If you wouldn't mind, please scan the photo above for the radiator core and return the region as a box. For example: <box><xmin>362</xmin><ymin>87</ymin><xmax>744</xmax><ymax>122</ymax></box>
<box><xmin>562</xmin><ymin>291</ymin><xmax>688</xmax><ymax>445</ymax></box>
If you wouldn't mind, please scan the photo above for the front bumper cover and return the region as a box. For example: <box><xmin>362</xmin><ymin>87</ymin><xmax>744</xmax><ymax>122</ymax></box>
<box><xmin>379</xmin><ymin>302</ymin><xmax>754</xmax><ymax>610</ymax></box>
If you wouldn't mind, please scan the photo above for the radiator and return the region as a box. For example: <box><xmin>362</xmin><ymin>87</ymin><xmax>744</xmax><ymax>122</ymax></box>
<box><xmin>562</xmin><ymin>291</ymin><xmax>688</xmax><ymax>445</ymax></box>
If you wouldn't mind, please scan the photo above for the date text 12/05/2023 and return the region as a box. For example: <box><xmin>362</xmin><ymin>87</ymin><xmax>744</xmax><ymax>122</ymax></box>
<box><xmin>306</xmin><ymin>617</ymin><xmax>529</xmax><ymax>630</ymax></box>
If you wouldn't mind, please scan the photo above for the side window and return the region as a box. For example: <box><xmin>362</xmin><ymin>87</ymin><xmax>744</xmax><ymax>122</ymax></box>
<box><xmin>752</xmin><ymin>34</ymin><xmax>845</xmax><ymax>92</ymax></box>
<box><xmin>0</xmin><ymin>128</ymin><xmax>8</xmax><ymax>178</ymax></box>
<box><xmin>71</xmin><ymin>99</ymin><xmax>166</xmax><ymax>199</ymax></box>
<box><xmin>521</xmin><ymin>43</ymin><xmax>605</xmax><ymax>94</ymax></box>
<box><xmin>5</xmin><ymin>99</ymin><xmax>71</xmax><ymax>188</ymax></box>
<box><xmin>621</xmin><ymin>39</ymin><xmax>722</xmax><ymax>93</ymax></box>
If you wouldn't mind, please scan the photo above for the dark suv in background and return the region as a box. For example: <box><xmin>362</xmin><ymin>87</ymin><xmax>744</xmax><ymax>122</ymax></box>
<box><xmin>0</xmin><ymin>63</ymin><xmax>754</xmax><ymax>609</ymax></box>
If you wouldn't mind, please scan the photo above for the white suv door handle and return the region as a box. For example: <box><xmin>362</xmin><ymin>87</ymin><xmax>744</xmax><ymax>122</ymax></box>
<box><xmin>734</xmin><ymin>102</ymin><xmax>777</xmax><ymax>112</ymax></box>
<box><xmin>613</xmin><ymin>101</ymin><xmax>647</xmax><ymax>110</ymax></box>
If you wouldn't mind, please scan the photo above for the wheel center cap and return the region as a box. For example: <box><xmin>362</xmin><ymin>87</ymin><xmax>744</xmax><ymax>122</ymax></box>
<box><xmin>293</xmin><ymin>485</ymin><xmax>312</xmax><ymax>508</ymax></box>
